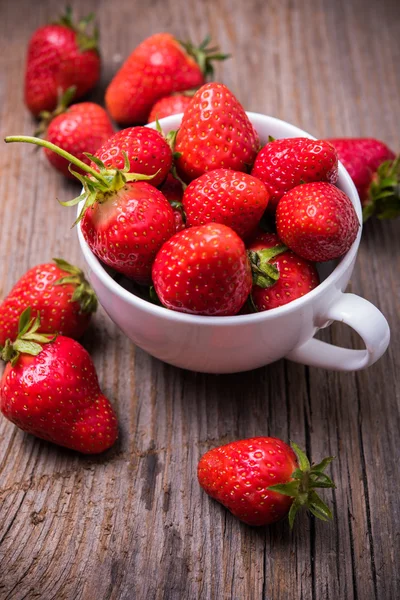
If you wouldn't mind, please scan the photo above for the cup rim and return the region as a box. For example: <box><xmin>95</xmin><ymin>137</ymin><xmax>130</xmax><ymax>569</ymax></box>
<box><xmin>77</xmin><ymin>112</ymin><xmax>362</xmax><ymax>327</ymax></box>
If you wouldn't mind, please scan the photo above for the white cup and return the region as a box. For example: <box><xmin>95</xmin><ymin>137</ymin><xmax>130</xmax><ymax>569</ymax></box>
<box><xmin>77</xmin><ymin>113</ymin><xmax>390</xmax><ymax>374</ymax></box>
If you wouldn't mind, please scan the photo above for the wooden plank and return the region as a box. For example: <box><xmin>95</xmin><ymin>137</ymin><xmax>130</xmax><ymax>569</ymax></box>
<box><xmin>0</xmin><ymin>0</ymin><xmax>399</xmax><ymax>598</ymax></box>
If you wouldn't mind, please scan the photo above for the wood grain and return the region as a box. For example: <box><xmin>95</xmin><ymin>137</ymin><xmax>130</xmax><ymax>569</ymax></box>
<box><xmin>0</xmin><ymin>0</ymin><xmax>399</xmax><ymax>598</ymax></box>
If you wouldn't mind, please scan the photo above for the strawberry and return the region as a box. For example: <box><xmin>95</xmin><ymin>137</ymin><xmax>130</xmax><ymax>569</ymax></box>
<box><xmin>182</xmin><ymin>169</ymin><xmax>269</xmax><ymax>239</ymax></box>
<box><xmin>251</xmin><ymin>138</ymin><xmax>338</xmax><ymax>212</ymax></box>
<box><xmin>106</xmin><ymin>33</ymin><xmax>228</xmax><ymax>125</ymax></box>
<box><xmin>152</xmin><ymin>223</ymin><xmax>252</xmax><ymax>316</ymax></box>
<box><xmin>247</xmin><ymin>233</ymin><xmax>319</xmax><ymax>310</ymax></box>
<box><xmin>326</xmin><ymin>138</ymin><xmax>399</xmax><ymax>221</ymax></box>
<box><xmin>198</xmin><ymin>437</ymin><xmax>335</xmax><ymax>527</ymax></box>
<box><xmin>0</xmin><ymin>259</ymin><xmax>97</xmax><ymax>347</ymax></box>
<box><xmin>148</xmin><ymin>94</ymin><xmax>193</xmax><ymax>124</ymax></box>
<box><xmin>276</xmin><ymin>182</ymin><xmax>360</xmax><ymax>262</ymax></box>
<box><xmin>175</xmin><ymin>83</ymin><xmax>260</xmax><ymax>182</ymax></box>
<box><xmin>159</xmin><ymin>174</ymin><xmax>186</xmax><ymax>232</ymax></box>
<box><xmin>36</xmin><ymin>87</ymin><xmax>114</xmax><ymax>179</ymax></box>
<box><xmin>93</xmin><ymin>126</ymin><xmax>172</xmax><ymax>187</ymax></box>
<box><xmin>5</xmin><ymin>136</ymin><xmax>175</xmax><ymax>285</ymax></box>
<box><xmin>24</xmin><ymin>8</ymin><xmax>100</xmax><ymax>117</ymax></box>
<box><xmin>0</xmin><ymin>309</ymin><xmax>118</xmax><ymax>454</ymax></box>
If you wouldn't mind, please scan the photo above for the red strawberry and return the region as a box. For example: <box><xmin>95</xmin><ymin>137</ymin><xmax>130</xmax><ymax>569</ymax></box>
<box><xmin>38</xmin><ymin>88</ymin><xmax>114</xmax><ymax>179</ymax></box>
<box><xmin>152</xmin><ymin>224</ymin><xmax>252</xmax><ymax>316</ymax></box>
<box><xmin>175</xmin><ymin>83</ymin><xmax>260</xmax><ymax>182</ymax></box>
<box><xmin>81</xmin><ymin>181</ymin><xmax>175</xmax><ymax>284</ymax></box>
<box><xmin>251</xmin><ymin>138</ymin><xmax>338</xmax><ymax>212</ymax></box>
<box><xmin>183</xmin><ymin>169</ymin><xmax>269</xmax><ymax>239</ymax></box>
<box><xmin>159</xmin><ymin>174</ymin><xmax>186</xmax><ymax>232</ymax></box>
<box><xmin>106</xmin><ymin>33</ymin><xmax>228</xmax><ymax>125</ymax></box>
<box><xmin>0</xmin><ymin>259</ymin><xmax>97</xmax><ymax>347</ymax></box>
<box><xmin>5</xmin><ymin>136</ymin><xmax>176</xmax><ymax>285</ymax></box>
<box><xmin>198</xmin><ymin>437</ymin><xmax>335</xmax><ymax>527</ymax></box>
<box><xmin>25</xmin><ymin>8</ymin><xmax>100</xmax><ymax>116</ymax></box>
<box><xmin>247</xmin><ymin>233</ymin><xmax>319</xmax><ymax>310</ymax></box>
<box><xmin>148</xmin><ymin>94</ymin><xmax>193</xmax><ymax>124</ymax></box>
<box><xmin>0</xmin><ymin>309</ymin><xmax>118</xmax><ymax>454</ymax></box>
<box><xmin>276</xmin><ymin>182</ymin><xmax>360</xmax><ymax>262</ymax></box>
<box><xmin>326</xmin><ymin>138</ymin><xmax>399</xmax><ymax>221</ymax></box>
<box><xmin>93</xmin><ymin>126</ymin><xmax>172</xmax><ymax>187</ymax></box>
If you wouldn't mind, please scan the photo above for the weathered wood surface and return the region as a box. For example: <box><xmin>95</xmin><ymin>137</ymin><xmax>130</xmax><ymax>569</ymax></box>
<box><xmin>0</xmin><ymin>0</ymin><xmax>399</xmax><ymax>598</ymax></box>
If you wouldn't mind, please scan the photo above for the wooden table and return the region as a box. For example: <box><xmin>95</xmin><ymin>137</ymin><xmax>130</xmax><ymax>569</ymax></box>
<box><xmin>1</xmin><ymin>1</ymin><xmax>399</xmax><ymax>598</ymax></box>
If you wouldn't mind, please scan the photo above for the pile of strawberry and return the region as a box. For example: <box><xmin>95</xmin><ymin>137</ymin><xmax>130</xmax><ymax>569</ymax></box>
<box><xmin>0</xmin><ymin>9</ymin><xmax>398</xmax><ymax>526</ymax></box>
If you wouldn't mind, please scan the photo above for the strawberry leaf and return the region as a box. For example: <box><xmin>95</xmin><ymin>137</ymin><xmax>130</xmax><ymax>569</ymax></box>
<box><xmin>18</xmin><ymin>307</ymin><xmax>33</xmax><ymax>336</ymax></box>
<box><xmin>288</xmin><ymin>498</ymin><xmax>301</xmax><ymax>529</ymax></box>
<box><xmin>311</xmin><ymin>456</ymin><xmax>335</xmax><ymax>473</ymax></box>
<box><xmin>267</xmin><ymin>481</ymin><xmax>299</xmax><ymax>497</ymax></box>
<box><xmin>291</xmin><ymin>441</ymin><xmax>311</xmax><ymax>471</ymax></box>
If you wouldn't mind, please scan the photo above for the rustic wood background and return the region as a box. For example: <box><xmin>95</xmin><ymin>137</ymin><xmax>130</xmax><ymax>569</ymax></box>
<box><xmin>0</xmin><ymin>0</ymin><xmax>399</xmax><ymax>598</ymax></box>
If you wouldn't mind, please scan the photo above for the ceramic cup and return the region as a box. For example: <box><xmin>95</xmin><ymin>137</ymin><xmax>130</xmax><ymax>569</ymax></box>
<box><xmin>77</xmin><ymin>113</ymin><xmax>390</xmax><ymax>374</ymax></box>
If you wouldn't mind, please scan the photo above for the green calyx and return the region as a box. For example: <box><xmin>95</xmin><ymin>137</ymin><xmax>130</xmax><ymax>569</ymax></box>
<box><xmin>53</xmin><ymin>258</ymin><xmax>97</xmax><ymax>314</ymax></box>
<box><xmin>35</xmin><ymin>86</ymin><xmax>77</xmax><ymax>137</ymax></box>
<box><xmin>4</xmin><ymin>136</ymin><xmax>158</xmax><ymax>225</ymax></box>
<box><xmin>248</xmin><ymin>245</ymin><xmax>288</xmax><ymax>288</ymax></box>
<box><xmin>178</xmin><ymin>34</ymin><xmax>230</xmax><ymax>78</ymax></box>
<box><xmin>55</xmin><ymin>6</ymin><xmax>99</xmax><ymax>53</ymax></box>
<box><xmin>154</xmin><ymin>120</ymin><xmax>187</xmax><ymax>190</ymax></box>
<box><xmin>0</xmin><ymin>308</ymin><xmax>56</xmax><ymax>367</ymax></box>
<box><xmin>363</xmin><ymin>155</ymin><xmax>400</xmax><ymax>222</ymax></box>
<box><xmin>268</xmin><ymin>442</ymin><xmax>336</xmax><ymax>529</ymax></box>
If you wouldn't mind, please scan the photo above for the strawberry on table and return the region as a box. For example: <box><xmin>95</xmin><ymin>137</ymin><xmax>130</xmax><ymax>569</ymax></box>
<box><xmin>251</xmin><ymin>138</ymin><xmax>338</xmax><ymax>212</ymax></box>
<box><xmin>0</xmin><ymin>309</ymin><xmax>118</xmax><ymax>454</ymax></box>
<box><xmin>0</xmin><ymin>259</ymin><xmax>97</xmax><ymax>347</ymax></box>
<box><xmin>93</xmin><ymin>126</ymin><xmax>173</xmax><ymax>187</ymax></box>
<box><xmin>198</xmin><ymin>437</ymin><xmax>335</xmax><ymax>527</ymax></box>
<box><xmin>37</xmin><ymin>87</ymin><xmax>114</xmax><ymax>179</ymax></box>
<box><xmin>106</xmin><ymin>33</ymin><xmax>228</xmax><ymax>125</ymax></box>
<box><xmin>5</xmin><ymin>136</ymin><xmax>175</xmax><ymax>285</ymax></box>
<box><xmin>159</xmin><ymin>174</ymin><xmax>186</xmax><ymax>232</ymax></box>
<box><xmin>25</xmin><ymin>7</ymin><xmax>100</xmax><ymax>116</ymax></box>
<box><xmin>248</xmin><ymin>233</ymin><xmax>320</xmax><ymax>310</ymax></box>
<box><xmin>175</xmin><ymin>83</ymin><xmax>260</xmax><ymax>182</ymax></box>
<box><xmin>182</xmin><ymin>169</ymin><xmax>269</xmax><ymax>239</ymax></box>
<box><xmin>148</xmin><ymin>94</ymin><xmax>193</xmax><ymax>124</ymax></box>
<box><xmin>326</xmin><ymin>138</ymin><xmax>399</xmax><ymax>221</ymax></box>
<box><xmin>152</xmin><ymin>223</ymin><xmax>252</xmax><ymax>316</ymax></box>
<box><xmin>276</xmin><ymin>182</ymin><xmax>360</xmax><ymax>262</ymax></box>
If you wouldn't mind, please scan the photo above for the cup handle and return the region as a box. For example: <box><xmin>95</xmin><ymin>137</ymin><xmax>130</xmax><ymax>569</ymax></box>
<box><xmin>286</xmin><ymin>293</ymin><xmax>390</xmax><ymax>371</ymax></box>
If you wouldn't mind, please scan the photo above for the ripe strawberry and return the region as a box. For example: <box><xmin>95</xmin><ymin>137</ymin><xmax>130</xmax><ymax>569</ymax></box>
<box><xmin>175</xmin><ymin>83</ymin><xmax>260</xmax><ymax>182</ymax></box>
<box><xmin>159</xmin><ymin>174</ymin><xmax>186</xmax><ymax>232</ymax></box>
<box><xmin>152</xmin><ymin>224</ymin><xmax>252</xmax><ymax>316</ymax></box>
<box><xmin>0</xmin><ymin>309</ymin><xmax>118</xmax><ymax>454</ymax></box>
<box><xmin>5</xmin><ymin>136</ymin><xmax>175</xmax><ymax>285</ymax></box>
<box><xmin>198</xmin><ymin>437</ymin><xmax>335</xmax><ymax>527</ymax></box>
<box><xmin>148</xmin><ymin>94</ymin><xmax>193</xmax><ymax>124</ymax></box>
<box><xmin>183</xmin><ymin>169</ymin><xmax>269</xmax><ymax>239</ymax></box>
<box><xmin>0</xmin><ymin>259</ymin><xmax>97</xmax><ymax>347</ymax></box>
<box><xmin>106</xmin><ymin>33</ymin><xmax>228</xmax><ymax>125</ymax></box>
<box><xmin>247</xmin><ymin>233</ymin><xmax>319</xmax><ymax>310</ymax></box>
<box><xmin>276</xmin><ymin>182</ymin><xmax>360</xmax><ymax>262</ymax></box>
<box><xmin>25</xmin><ymin>8</ymin><xmax>100</xmax><ymax>116</ymax></box>
<box><xmin>326</xmin><ymin>138</ymin><xmax>399</xmax><ymax>221</ymax></box>
<box><xmin>251</xmin><ymin>138</ymin><xmax>338</xmax><ymax>212</ymax></box>
<box><xmin>37</xmin><ymin>88</ymin><xmax>114</xmax><ymax>179</ymax></box>
<box><xmin>93</xmin><ymin>126</ymin><xmax>172</xmax><ymax>187</ymax></box>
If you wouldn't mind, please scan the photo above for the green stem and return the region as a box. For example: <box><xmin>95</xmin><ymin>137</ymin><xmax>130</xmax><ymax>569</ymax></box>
<box><xmin>4</xmin><ymin>136</ymin><xmax>107</xmax><ymax>185</ymax></box>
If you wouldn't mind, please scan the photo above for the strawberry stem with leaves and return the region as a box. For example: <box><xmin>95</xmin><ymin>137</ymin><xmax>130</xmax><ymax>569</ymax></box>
<box><xmin>4</xmin><ymin>136</ymin><xmax>158</xmax><ymax>224</ymax></box>
<box><xmin>363</xmin><ymin>155</ymin><xmax>400</xmax><ymax>221</ymax></box>
<box><xmin>53</xmin><ymin>258</ymin><xmax>98</xmax><ymax>313</ymax></box>
<box><xmin>0</xmin><ymin>308</ymin><xmax>56</xmax><ymax>367</ymax></box>
<box><xmin>268</xmin><ymin>442</ymin><xmax>335</xmax><ymax>529</ymax></box>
